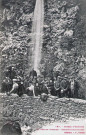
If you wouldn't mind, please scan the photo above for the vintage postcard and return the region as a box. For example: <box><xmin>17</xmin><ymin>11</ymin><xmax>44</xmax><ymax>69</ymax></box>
<box><xmin>0</xmin><ymin>0</ymin><xmax>86</xmax><ymax>135</ymax></box>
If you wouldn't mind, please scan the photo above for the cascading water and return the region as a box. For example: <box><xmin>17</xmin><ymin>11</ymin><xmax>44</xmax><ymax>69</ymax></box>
<box><xmin>32</xmin><ymin>0</ymin><xmax>44</xmax><ymax>74</ymax></box>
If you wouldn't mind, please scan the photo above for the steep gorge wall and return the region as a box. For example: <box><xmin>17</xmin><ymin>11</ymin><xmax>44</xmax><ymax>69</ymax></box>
<box><xmin>41</xmin><ymin>0</ymin><xmax>86</xmax><ymax>99</ymax></box>
<box><xmin>0</xmin><ymin>0</ymin><xmax>36</xmax><ymax>80</ymax></box>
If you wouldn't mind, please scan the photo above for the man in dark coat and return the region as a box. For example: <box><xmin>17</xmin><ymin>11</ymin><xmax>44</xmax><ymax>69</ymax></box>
<box><xmin>1</xmin><ymin>77</ymin><xmax>12</xmax><ymax>93</ymax></box>
<box><xmin>47</xmin><ymin>78</ymin><xmax>56</xmax><ymax>96</ymax></box>
<box><xmin>34</xmin><ymin>75</ymin><xmax>43</xmax><ymax>96</ymax></box>
<box><xmin>29</xmin><ymin>69</ymin><xmax>37</xmax><ymax>79</ymax></box>
<box><xmin>70</xmin><ymin>78</ymin><xmax>79</xmax><ymax>98</ymax></box>
<box><xmin>54</xmin><ymin>76</ymin><xmax>61</xmax><ymax>97</ymax></box>
<box><xmin>60</xmin><ymin>77</ymin><xmax>70</xmax><ymax>98</ymax></box>
<box><xmin>17</xmin><ymin>81</ymin><xmax>25</xmax><ymax>97</ymax></box>
<box><xmin>6</xmin><ymin>66</ymin><xmax>16</xmax><ymax>80</ymax></box>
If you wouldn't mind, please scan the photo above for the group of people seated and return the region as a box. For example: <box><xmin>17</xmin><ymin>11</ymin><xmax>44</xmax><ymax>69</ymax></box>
<box><xmin>1</xmin><ymin>67</ymin><xmax>79</xmax><ymax>98</ymax></box>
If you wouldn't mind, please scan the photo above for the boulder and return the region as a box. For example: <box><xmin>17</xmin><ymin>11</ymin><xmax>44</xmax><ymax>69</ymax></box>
<box><xmin>40</xmin><ymin>93</ymin><xmax>48</xmax><ymax>102</ymax></box>
<box><xmin>1</xmin><ymin>121</ymin><xmax>22</xmax><ymax>135</ymax></box>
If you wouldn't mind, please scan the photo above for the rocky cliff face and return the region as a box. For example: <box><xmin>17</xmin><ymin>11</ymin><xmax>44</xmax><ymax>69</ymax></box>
<box><xmin>0</xmin><ymin>0</ymin><xmax>86</xmax><ymax>98</ymax></box>
<box><xmin>0</xmin><ymin>0</ymin><xmax>36</xmax><ymax>79</ymax></box>
<box><xmin>42</xmin><ymin>0</ymin><xmax>86</xmax><ymax>99</ymax></box>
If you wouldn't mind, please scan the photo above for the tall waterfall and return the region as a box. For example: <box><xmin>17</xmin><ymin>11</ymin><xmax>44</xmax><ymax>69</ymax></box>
<box><xmin>32</xmin><ymin>0</ymin><xmax>44</xmax><ymax>74</ymax></box>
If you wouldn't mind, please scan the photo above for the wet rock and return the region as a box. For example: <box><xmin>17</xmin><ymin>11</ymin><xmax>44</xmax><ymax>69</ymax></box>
<box><xmin>40</xmin><ymin>93</ymin><xmax>48</xmax><ymax>102</ymax></box>
<box><xmin>1</xmin><ymin>121</ymin><xmax>22</xmax><ymax>135</ymax></box>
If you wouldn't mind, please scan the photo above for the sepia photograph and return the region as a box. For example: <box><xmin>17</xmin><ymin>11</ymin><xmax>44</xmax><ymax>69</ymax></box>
<box><xmin>0</xmin><ymin>0</ymin><xmax>86</xmax><ymax>135</ymax></box>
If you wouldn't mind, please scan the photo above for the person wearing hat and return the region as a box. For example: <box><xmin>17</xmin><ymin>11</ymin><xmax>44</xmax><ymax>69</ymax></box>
<box><xmin>70</xmin><ymin>78</ymin><xmax>79</xmax><ymax>98</ymax></box>
<box><xmin>1</xmin><ymin>76</ymin><xmax>12</xmax><ymax>93</ymax></box>
<box><xmin>7</xmin><ymin>79</ymin><xmax>25</xmax><ymax>97</ymax></box>
<box><xmin>6</xmin><ymin>66</ymin><xmax>16</xmax><ymax>80</ymax></box>
<box><xmin>29</xmin><ymin>68</ymin><xmax>37</xmax><ymax>80</ymax></box>
<box><xmin>60</xmin><ymin>76</ymin><xmax>70</xmax><ymax>98</ymax></box>
<box><xmin>47</xmin><ymin>78</ymin><xmax>55</xmax><ymax>96</ymax></box>
<box><xmin>54</xmin><ymin>76</ymin><xmax>61</xmax><ymax>97</ymax></box>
